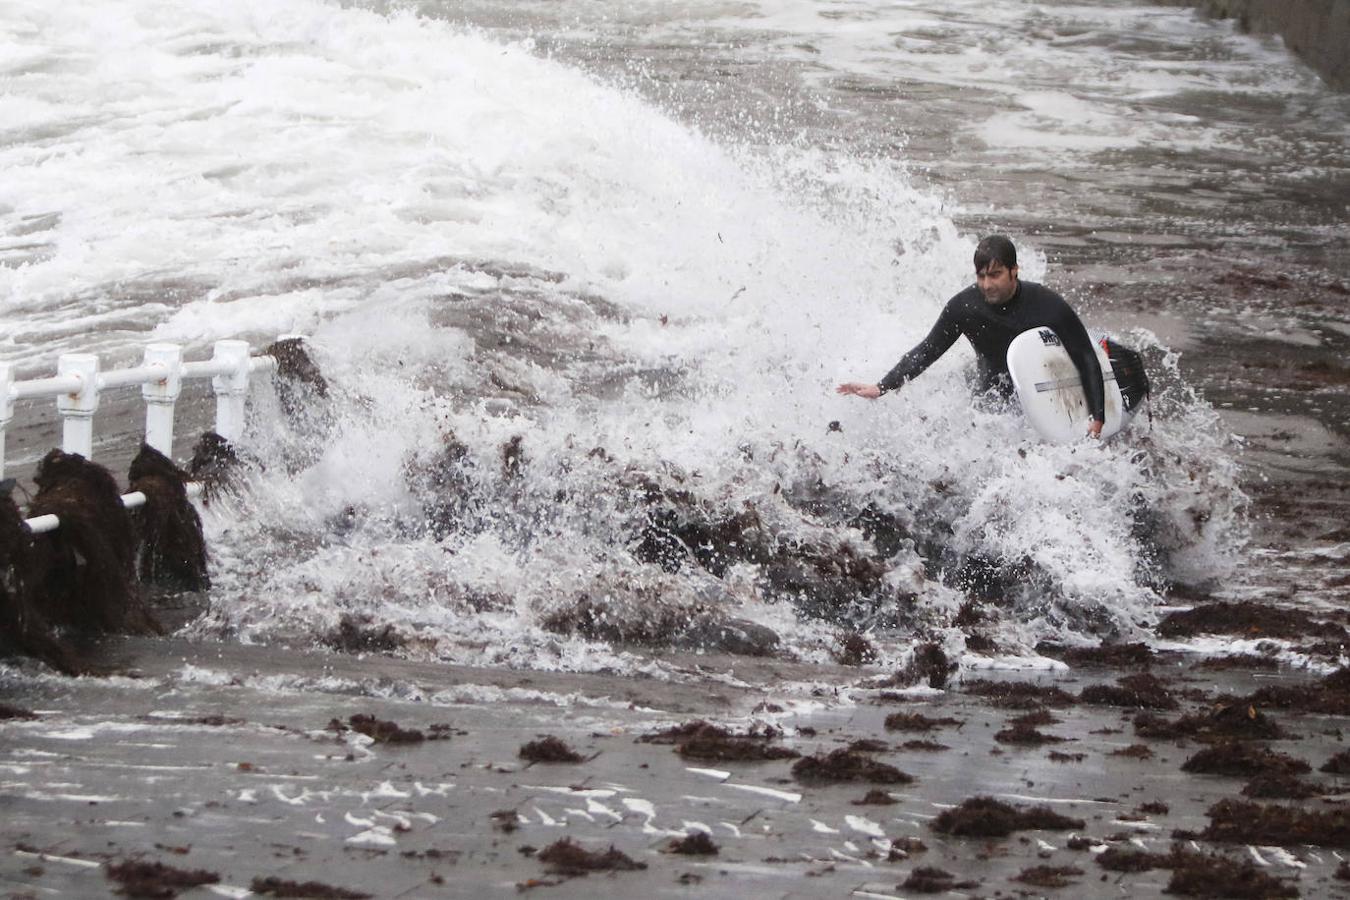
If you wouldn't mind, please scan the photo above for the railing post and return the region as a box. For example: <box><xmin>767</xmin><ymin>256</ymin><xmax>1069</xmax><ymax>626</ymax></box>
<box><xmin>56</xmin><ymin>353</ymin><xmax>100</xmax><ymax>459</ymax></box>
<box><xmin>140</xmin><ymin>343</ymin><xmax>183</xmax><ymax>457</ymax></box>
<box><xmin>210</xmin><ymin>340</ymin><xmax>251</xmax><ymax>442</ymax></box>
<box><xmin>0</xmin><ymin>362</ymin><xmax>13</xmax><ymax>481</ymax></box>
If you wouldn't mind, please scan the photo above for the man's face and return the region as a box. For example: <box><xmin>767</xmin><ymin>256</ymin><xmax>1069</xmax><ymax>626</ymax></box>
<box><xmin>976</xmin><ymin>261</ymin><xmax>1018</xmax><ymax>305</ymax></box>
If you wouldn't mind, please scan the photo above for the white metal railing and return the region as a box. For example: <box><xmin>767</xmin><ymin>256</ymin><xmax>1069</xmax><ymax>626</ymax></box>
<box><xmin>1</xmin><ymin>339</ymin><xmax>281</xmax><ymax>534</ymax></box>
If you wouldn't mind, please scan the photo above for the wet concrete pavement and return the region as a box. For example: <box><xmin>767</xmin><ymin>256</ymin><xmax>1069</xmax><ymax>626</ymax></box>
<box><xmin>4</xmin><ymin>639</ymin><xmax>1349</xmax><ymax>898</ymax></box>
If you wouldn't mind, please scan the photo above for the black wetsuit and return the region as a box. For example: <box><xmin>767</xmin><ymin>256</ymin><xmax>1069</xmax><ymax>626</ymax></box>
<box><xmin>878</xmin><ymin>280</ymin><xmax>1106</xmax><ymax>423</ymax></box>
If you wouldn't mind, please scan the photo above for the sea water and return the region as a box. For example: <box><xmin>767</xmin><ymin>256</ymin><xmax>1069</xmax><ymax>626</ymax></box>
<box><xmin>2</xmin><ymin>0</ymin><xmax>1347</xmax><ymax>676</ymax></box>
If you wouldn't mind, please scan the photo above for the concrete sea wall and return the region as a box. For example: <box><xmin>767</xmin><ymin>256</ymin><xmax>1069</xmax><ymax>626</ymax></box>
<box><xmin>1163</xmin><ymin>0</ymin><xmax>1349</xmax><ymax>90</ymax></box>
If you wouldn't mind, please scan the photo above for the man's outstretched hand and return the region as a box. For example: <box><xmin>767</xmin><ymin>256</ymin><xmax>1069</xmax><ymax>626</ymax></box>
<box><xmin>1087</xmin><ymin>418</ymin><xmax>1103</xmax><ymax>439</ymax></box>
<box><xmin>836</xmin><ymin>382</ymin><xmax>882</xmax><ymax>400</ymax></box>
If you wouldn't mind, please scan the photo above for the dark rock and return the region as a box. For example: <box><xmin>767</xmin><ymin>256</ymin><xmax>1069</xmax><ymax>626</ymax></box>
<box><xmin>1158</xmin><ymin>0</ymin><xmax>1350</xmax><ymax>92</ymax></box>
<box><xmin>678</xmin><ymin>617</ymin><xmax>780</xmax><ymax>657</ymax></box>
<box><xmin>27</xmin><ymin>450</ymin><xmax>159</xmax><ymax>636</ymax></box>
<box><xmin>847</xmin><ymin>503</ymin><xmax>912</xmax><ymax>559</ymax></box>
<box><xmin>501</xmin><ymin>435</ymin><xmax>525</xmax><ymax>479</ymax></box>
<box><xmin>758</xmin><ymin>544</ymin><xmax>886</xmax><ymax>619</ymax></box>
<box><xmin>629</xmin><ymin>478</ymin><xmax>771</xmax><ymax>577</ymax></box>
<box><xmin>833</xmin><ymin>632</ymin><xmax>877</xmax><ymax>666</ymax></box>
<box><xmin>0</xmin><ymin>483</ymin><xmax>85</xmax><ymax>673</ymax></box>
<box><xmin>186</xmin><ymin>431</ymin><xmax>243</xmax><ymax>504</ymax></box>
<box><xmin>128</xmin><ymin>445</ymin><xmax>209</xmax><ymax>591</ymax></box>
<box><xmin>408</xmin><ymin>431</ymin><xmax>478</xmax><ymax>539</ymax></box>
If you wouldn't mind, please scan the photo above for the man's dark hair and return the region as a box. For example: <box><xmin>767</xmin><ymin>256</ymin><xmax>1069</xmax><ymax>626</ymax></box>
<box><xmin>974</xmin><ymin>235</ymin><xmax>1017</xmax><ymax>272</ymax></box>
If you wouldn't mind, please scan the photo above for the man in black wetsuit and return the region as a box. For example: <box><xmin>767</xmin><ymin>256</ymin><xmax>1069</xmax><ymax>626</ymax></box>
<box><xmin>837</xmin><ymin>235</ymin><xmax>1106</xmax><ymax>438</ymax></box>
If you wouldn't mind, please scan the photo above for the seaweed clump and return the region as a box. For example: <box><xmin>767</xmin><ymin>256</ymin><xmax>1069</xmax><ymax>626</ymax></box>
<box><xmin>1015</xmin><ymin>866</ymin><xmax>1083</xmax><ymax>888</ymax></box>
<box><xmin>1244</xmin><ymin>668</ymin><xmax>1350</xmax><ymax>716</ymax></box>
<box><xmin>1157</xmin><ymin>601</ymin><xmax>1343</xmax><ymax>640</ymax></box>
<box><xmin>519</xmin><ymin>735</ymin><xmax>584</xmax><ymax>763</ymax></box>
<box><xmin>250</xmin><ymin>875</ymin><xmax>372</xmax><ymax>898</ymax></box>
<box><xmin>1202</xmin><ymin>798</ymin><xmax>1350</xmax><ymax>848</ymax></box>
<box><xmin>960</xmin><ymin>679</ymin><xmax>1075</xmax><ymax>709</ymax></box>
<box><xmin>323</xmin><ymin>615</ymin><xmax>406</xmax><ymax>654</ymax></box>
<box><xmin>791</xmin><ymin>749</ymin><xmax>912</xmax><ymax>785</ymax></box>
<box><xmin>1180</xmin><ymin>742</ymin><xmax>1310</xmax><ymax>778</ymax></box>
<box><xmin>667</xmin><ymin>832</ymin><xmax>718</xmax><ymax>856</ymax></box>
<box><xmin>1321</xmin><ymin>750</ymin><xmax>1350</xmax><ymax>774</ymax></box>
<box><xmin>1134</xmin><ymin>703</ymin><xmax>1286</xmax><ymax>742</ymax></box>
<box><xmin>995</xmin><ymin>720</ymin><xmax>1068</xmax><ymax>745</ymax></box>
<box><xmin>1037</xmin><ymin>641</ymin><xmax>1155</xmax><ymax>667</ymax></box>
<box><xmin>853</xmin><ymin>789</ymin><xmax>897</xmax><ymax>805</ymax></box>
<box><xmin>1095</xmin><ymin>846</ymin><xmax>1297</xmax><ymax>898</ymax></box>
<box><xmin>930</xmin><ymin>797</ymin><xmax>1083</xmax><ymax>837</ymax></box>
<box><xmin>1079</xmin><ymin>673</ymin><xmax>1178</xmax><ymax>710</ymax></box>
<box><xmin>105</xmin><ymin>859</ymin><xmax>220</xmax><ymax>897</ymax></box>
<box><xmin>901</xmin><ymin>866</ymin><xmax>979</xmax><ymax>892</ymax></box>
<box><xmin>882</xmin><ymin>712</ymin><xmax>962</xmax><ymax>732</ymax></box>
<box><xmin>338</xmin><ymin>714</ymin><xmax>431</xmax><ymax>745</ymax></box>
<box><xmin>536</xmin><ymin>838</ymin><xmax>647</xmax><ymax>876</ymax></box>
<box><xmin>1242</xmin><ymin>773</ymin><xmax>1320</xmax><ymax>800</ymax></box>
<box><xmin>639</xmin><ymin>719</ymin><xmax>798</xmax><ymax>762</ymax></box>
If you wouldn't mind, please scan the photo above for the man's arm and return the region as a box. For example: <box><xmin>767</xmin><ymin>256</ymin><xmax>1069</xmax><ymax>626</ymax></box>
<box><xmin>877</xmin><ymin>302</ymin><xmax>963</xmax><ymax>393</ymax></box>
<box><xmin>837</xmin><ymin>302</ymin><xmax>962</xmax><ymax>400</ymax></box>
<box><xmin>1050</xmin><ymin>300</ymin><xmax>1106</xmax><ymax>431</ymax></box>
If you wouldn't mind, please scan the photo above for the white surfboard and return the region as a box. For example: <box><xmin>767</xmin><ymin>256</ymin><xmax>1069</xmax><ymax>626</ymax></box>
<box><xmin>1006</xmin><ymin>328</ymin><xmax>1135</xmax><ymax>443</ymax></box>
